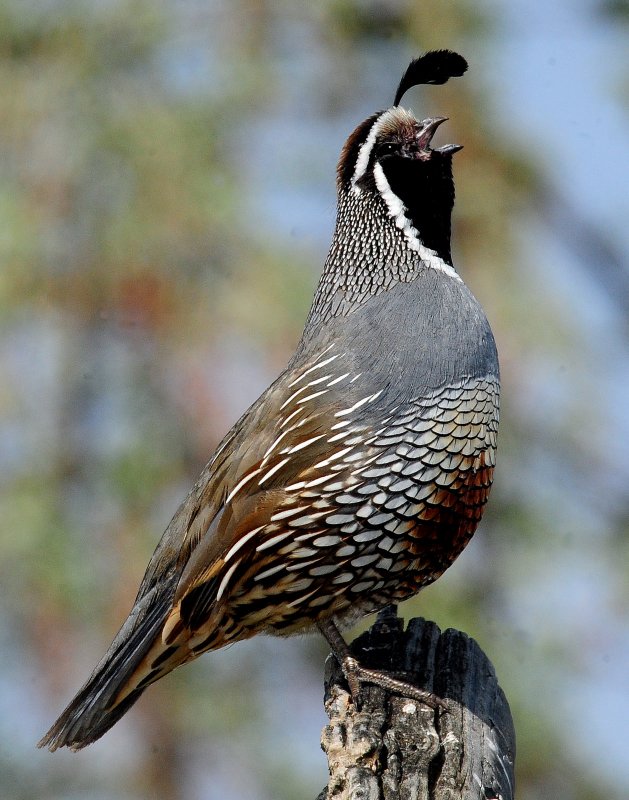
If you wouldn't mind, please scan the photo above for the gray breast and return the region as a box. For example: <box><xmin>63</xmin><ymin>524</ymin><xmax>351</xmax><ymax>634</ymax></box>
<box><xmin>307</xmin><ymin>267</ymin><xmax>499</xmax><ymax>405</ymax></box>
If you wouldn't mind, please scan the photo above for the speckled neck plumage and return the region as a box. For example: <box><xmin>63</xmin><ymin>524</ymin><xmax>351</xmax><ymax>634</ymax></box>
<box><xmin>304</xmin><ymin>187</ymin><xmax>458</xmax><ymax>332</ymax></box>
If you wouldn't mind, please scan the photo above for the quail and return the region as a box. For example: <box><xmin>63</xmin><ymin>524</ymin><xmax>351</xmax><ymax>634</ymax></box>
<box><xmin>40</xmin><ymin>50</ymin><xmax>499</xmax><ymax>751</ymax></box>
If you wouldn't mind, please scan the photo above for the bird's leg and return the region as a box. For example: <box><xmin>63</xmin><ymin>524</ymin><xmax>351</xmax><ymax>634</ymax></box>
<box><xmin>317</xmin><ymin>616</ymin><xmax>364</xmax><ymax>699</ymax></box>
<box><xmin>317</xmin><ymin>617</ymin><xmax>446</xmax><ymax>710</ymax></box>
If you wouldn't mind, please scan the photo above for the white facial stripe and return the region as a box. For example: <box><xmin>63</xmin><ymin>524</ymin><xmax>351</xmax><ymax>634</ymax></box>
<box><xmin>372</xmin><ymin>162</ymin><xmax>462</xmax><ymax>282</ymax></box>
<box><xmin>352</xmin><ymin>117</ymin><xmax>383</xmax><ymax>185</ymax></box>
<box><xmin>352</xmin><ymin>107</ymin><xmax>415</xmax><ymax>186</ymax></box>
<box><xmin>373</xmin><ymin>161</ymin><xmax>405</xmax><ymax>218</ymax></box>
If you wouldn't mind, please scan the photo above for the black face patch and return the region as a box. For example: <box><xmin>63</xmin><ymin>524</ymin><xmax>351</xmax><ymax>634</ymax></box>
<box><xmin>380</xmin><ymin>153</ymin><xmax>456</xmax><ymax>264</ymax></box>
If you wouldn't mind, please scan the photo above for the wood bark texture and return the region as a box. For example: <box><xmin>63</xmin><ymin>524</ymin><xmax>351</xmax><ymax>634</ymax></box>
<box><xmin>317</xmin><ymin>607</ymin><xmax>515</xmax><ymax>800</ymax></box>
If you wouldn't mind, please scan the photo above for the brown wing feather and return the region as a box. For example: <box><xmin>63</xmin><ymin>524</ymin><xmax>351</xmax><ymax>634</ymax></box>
<box><xmin>160</xmin><ymin>374</ymin><xmax>498</xmax><ymax>653</ymax></box>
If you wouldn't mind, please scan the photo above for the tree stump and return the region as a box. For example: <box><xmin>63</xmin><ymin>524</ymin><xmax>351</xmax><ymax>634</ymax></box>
<box><xmin>317</xmin><ymin>607</ymin><xmax>515</xmax><ymax>800</ymax></box>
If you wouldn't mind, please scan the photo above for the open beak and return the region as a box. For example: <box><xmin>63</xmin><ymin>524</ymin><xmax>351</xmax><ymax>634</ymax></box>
<box><xmin>416</xmin><ymin>117</ymin><xmax>462</xmax><ymax>156</ymax></box>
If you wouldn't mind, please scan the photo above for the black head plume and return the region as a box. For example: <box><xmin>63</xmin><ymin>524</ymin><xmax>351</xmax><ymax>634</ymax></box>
<box><xmin>393</xmin><ymin>50</ymin><xmax>468</xmax><ymax>107</ymax></box>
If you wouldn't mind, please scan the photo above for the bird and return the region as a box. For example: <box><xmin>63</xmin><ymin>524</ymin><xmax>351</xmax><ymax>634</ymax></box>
<box><xmin>39</xmin><ymin>49</ymin><xmax>499</xmax><ymax>752</ymax></box>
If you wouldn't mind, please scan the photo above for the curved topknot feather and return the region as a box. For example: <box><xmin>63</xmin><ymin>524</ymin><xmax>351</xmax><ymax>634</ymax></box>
<box><xmin>393</xmin><ymin>50</ymin><xmax>468</xmax><ymax>107</ymax></box>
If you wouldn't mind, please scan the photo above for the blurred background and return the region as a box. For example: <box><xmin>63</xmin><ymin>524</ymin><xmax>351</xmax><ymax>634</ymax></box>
<box><xmin>1</xmin><ymin>0</ymin><xmax>628</xmax><ymax>798</ymax></box>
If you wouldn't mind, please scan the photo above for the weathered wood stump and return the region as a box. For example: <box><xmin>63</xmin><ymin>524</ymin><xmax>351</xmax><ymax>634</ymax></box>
<box><xmin>317</xmin><ymin>607</ymin><xmax>515</xmax><ymax>800</ymax></box>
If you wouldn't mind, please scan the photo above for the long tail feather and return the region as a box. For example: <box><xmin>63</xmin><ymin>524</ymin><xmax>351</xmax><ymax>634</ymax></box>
<box><xmin>38</xmin><ymin>583</ymin><xmax>176</xmax><ymax>751</ymax></box>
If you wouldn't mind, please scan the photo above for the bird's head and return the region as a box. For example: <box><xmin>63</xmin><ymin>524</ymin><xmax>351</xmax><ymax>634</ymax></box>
<box><xmin>337</xmin><ymin>50</ymin><xmax>468</xmax><ymax>264</ymax></box>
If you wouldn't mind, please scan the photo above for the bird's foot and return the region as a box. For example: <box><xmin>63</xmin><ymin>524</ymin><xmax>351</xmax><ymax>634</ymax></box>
<box><xmin>318</xmin><ymin>616</ymin><xmax>446</xmax><ymax>710</ymax></box>
<box><xmin>340</xmin><ymin>654</ymin><xmax>446</xmax><ymax>709</ymax></box>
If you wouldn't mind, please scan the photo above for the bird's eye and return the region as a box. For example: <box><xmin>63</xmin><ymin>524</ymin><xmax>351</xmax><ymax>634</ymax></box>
<box><xmin>378</xmin><ymin>142</ymin><xmax>397</xmax><ymax>156</ymax></box>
